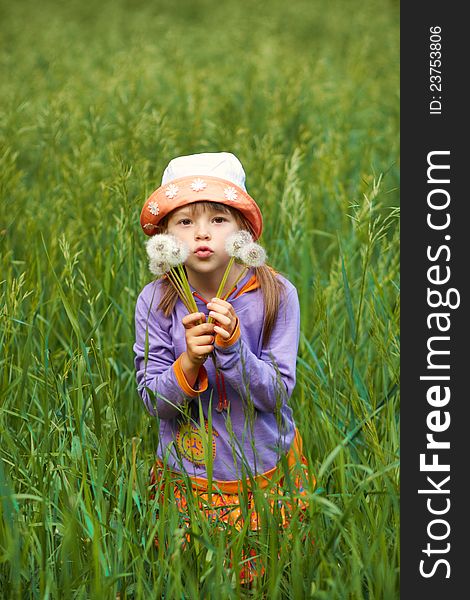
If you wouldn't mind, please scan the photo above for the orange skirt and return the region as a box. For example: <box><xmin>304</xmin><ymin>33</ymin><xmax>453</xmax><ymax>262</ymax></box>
<box><xmin>149</xmin><ymin>452</ymin><xmax>314</xmax><ymax>583</ymax></box>
<box><xmin>150</xmin><ymin>454</ymin><xmax>312</xmax><ymax>530</ymax></box>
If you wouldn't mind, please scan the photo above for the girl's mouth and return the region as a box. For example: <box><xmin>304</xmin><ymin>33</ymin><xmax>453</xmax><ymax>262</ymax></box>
<box><xmin>194</xmin><ymin>247</ymin><xmax>213</xmax><ymax>258</ymax></box>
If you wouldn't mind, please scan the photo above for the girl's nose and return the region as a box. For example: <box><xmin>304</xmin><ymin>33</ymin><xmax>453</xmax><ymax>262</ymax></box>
<box><xmin>195</xmin><ymin>225</ymin><xmax>210</xmax><ymax>240</ymax></box>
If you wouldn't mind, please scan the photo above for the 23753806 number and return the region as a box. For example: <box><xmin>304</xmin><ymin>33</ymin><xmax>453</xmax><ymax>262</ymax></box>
<box><xmin>429</xmin><ymin>27</ymin><xmax>442</xmax><ymax>96</ymax></box>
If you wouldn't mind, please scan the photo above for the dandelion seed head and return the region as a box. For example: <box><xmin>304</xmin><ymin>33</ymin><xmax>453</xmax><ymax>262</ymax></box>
<box><xmin>149</xmin><ymin>258</ymin><xmax>171</xmax><ymax>276</ymax></box>
<box><xmin>225</xmin><ymin>230</ymin><xmax>253</xmax><ymax>258</ymax></box>
<box><xmin>146</xmin><ymin>234</ymin><xmax>188</xmax><ymax>272</ymax></box>
<box><xmin>167</xmin><ymin>237</ymin><xmax>189</xmax><ymax>267</ymax></box>
<box><xmin>238</xmin><ymin>242</ymin><xmax>266</xmax><ymax>267</ymax></box>
<box><xmin>146</xmin><ymin>235</ymin><xmax>170</xmax><ymax>260</ymax></box>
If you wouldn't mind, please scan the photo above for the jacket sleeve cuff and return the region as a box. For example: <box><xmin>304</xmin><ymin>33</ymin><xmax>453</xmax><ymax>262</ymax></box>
<box><xmin>172</xmin><ymin>355</ymin><xmax>208</xmax><ymax>397</ymax></box>
<box><xmin>215</xmin><ymin>318</ymin><xmax>240</xmax><ymax>348</ymax></box>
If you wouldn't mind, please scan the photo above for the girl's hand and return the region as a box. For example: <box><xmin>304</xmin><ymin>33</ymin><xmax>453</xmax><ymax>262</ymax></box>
<box><xmin>181</xmin><ymin>312</ymin><xmax>215</xmax><ymax>367</ymax></box>
<box><xmin>206</xmin><ymin>298</ymin><xmax>238</xmax><ymax>340</ymax></box>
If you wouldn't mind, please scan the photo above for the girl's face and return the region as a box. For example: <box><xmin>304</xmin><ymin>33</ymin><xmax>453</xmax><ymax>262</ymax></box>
<box><xmin>166</xmin><ymin>203</ymin><xmax>241</xmax><ymax>278</ymax></box>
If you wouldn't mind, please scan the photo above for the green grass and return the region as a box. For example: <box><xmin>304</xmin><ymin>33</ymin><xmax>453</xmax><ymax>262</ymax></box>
<box><xmin>1</xmin><ymin>0</ymin><xmax>399</xmax><ymax>597</ymax></box>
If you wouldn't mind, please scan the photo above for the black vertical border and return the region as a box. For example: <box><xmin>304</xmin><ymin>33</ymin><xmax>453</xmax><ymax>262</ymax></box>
<box><xmin>401</xmin><ymin>3</ymin><xmax>467</xmax><ymax>597</ymax></box>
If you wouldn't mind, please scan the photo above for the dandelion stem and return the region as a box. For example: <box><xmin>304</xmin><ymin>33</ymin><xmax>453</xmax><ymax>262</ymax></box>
<box><xmin>166</xmin><ymin>271</ymin><xmax>192</xmax><ymax>312</ymax></box>
<box><xmin>216</xmin><ymin>256</ymin><xmax>235</xmax><ymax>299</ymax></box>
<box><xmin>222</xmin><ymin>266</ymin><xmax>248</xmax><ymax>301</ymax></box>
<box><xmin>168</xmin><ymin>267</ymin><xmax>189</xmax><ymax>303</ymax></box>
<box><xmin>207</xmin><ymin>257</ymin><xmax>235</xmax><ymax>324</ymax></box>
<box><xmin>178</xmin><ymin>265</ymin><xmax>199</xmax><ymax>313</ymax></box>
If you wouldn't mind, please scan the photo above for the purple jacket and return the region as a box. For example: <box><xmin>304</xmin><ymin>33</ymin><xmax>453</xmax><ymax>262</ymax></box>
<box><xmin>133</xmin><ymin>268</ymin><xmax>300</xmax><ymax>481</ymax></box>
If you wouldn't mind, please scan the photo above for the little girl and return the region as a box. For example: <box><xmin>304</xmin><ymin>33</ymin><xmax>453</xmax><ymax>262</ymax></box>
<box><xmin>133</xmin><ymin>152</ymin><xmax>312</xmax><ymax>581</ymax></box>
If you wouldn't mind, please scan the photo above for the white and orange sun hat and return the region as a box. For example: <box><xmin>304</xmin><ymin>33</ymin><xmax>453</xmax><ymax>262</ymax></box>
<box><xmin>140</xmin><ymin>152</ymin><xmax>263</xmax><ymax>240</ymax></box>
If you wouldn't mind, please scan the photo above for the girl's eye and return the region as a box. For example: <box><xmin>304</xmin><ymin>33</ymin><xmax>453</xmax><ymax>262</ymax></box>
<box><xmin>213</xmin><ymin>216</ymin><xmax>227</xmax><ymax>223</ymax></box>
<box><xmin>178</xmin><ymin>218</ymin><xmax>192</xmax><ymax>225</ymax></box>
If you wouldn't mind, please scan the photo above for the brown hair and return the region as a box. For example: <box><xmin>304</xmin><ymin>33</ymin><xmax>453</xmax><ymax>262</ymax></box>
<box><xmin>155</xmin><ymin>201</ymin><xmax>286</xmax><ymax>347</ymax></box>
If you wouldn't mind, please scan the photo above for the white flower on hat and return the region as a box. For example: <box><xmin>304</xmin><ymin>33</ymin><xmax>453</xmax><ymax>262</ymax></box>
<box><xmin>190</xmin><ymin>178</ymin><xmax>207</xmax><ymax>192</ymax></box>
<box><xmin>165</xmin><ymin>184</ymin><xmax>179</xmax><ymax>199</ymax></box>
<box><xmin>147</xmin><ymin>201</ymin><xmax>160</xmax><ymax>215</ymax></box>
<box><xmin>143</xmin><ymin>223</ymin><xmax>157</xmax><ymax>231</ymax></box>
<box><xmin>224</xmin><ymin>186</ymin><xmax>238</xmax><ymax>202</ymax></box>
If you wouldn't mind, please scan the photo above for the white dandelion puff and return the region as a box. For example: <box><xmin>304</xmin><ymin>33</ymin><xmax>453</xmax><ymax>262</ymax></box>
<box><xmin>225</xmin><ymin>230</ymin><xmax>253</xmax><ymax>258</ymax></box>
<box><xmin>145</xmin><ymin>235</ymin><xmax>198</xmax><ymax>312</ymax></box>
<box><xmin>223</xmin><ymin>186</ymin><xmax>238</xmax><ymax>201</ymax></box>
<box><xmin>146</xmin><ymin>234</ymin><xmax>171</xmax><ymax>261</ymax></box>
<box><xmin>238</xmin><ymin>242</ymin><xmax>266</xmax><ymax>267</ymax></box>
<box><xmin>190</xmin><ymin>178</ymin><xmax>207</xmax><ymax>192</ymax></box>
<box><xmin>146</xmin><ymin>234</ymin><xmax>188</xmax><ymax>274</ymax></box>
<box><xmin>166</xmin><ymin>237</ymin><xmax>189</xmax><ymax>267</ymax></box>
<box><xmin>149</xmin><ymin>258</ymin><xmax>171</xmax><ymax>276</ymax></box>
<box><xmin>165</xmin><ymin>184</ymin><xmax>179</xmax><ymax>199</ymax></box>
<box><xmin>147</xmin><ymin>201</ymin><xmax>160</xmax><ymax>215</ymax></box>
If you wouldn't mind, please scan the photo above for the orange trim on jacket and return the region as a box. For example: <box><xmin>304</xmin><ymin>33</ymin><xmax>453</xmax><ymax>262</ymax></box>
<box><xmin>233</xmin><ymin>274</ymin><xmax>260</xmax><ymax>298</ymax></box>
<box><xmin>173</xmin><ymin>355</ymin><xmax>208</xmax><ymax>397</ymax></box>
<box><xmin>214</xmin><ymin>317</ymin><xmax>241</xmax><ymax>348</ymax></box>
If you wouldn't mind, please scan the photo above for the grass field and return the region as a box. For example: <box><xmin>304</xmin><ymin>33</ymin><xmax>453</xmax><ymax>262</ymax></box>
<box><xmin>1</xmin><ymin>0</ymin><xmax>400</xmax><ymax>597</ymax></box>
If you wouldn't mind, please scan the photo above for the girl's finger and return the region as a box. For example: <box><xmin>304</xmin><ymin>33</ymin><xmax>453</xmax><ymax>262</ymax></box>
<box><xmin>206</xmin><ymin>303</ymin><xmax>228</xmax><ymax>316</ymax></box>
<box><xmin>209</xmin><ymin>298</ymin><xmax>234</xmax><ymax>312</ymax></box>
<box><xmin>208</xmin><ymin>311</ymin><xmax>231</xmax><ymax>326</ymax></box>
<box><xmin>193</xmin><ymin>322</ymin><xmax>215</xmax><ymax>336</ymax></box>
<box><xmin>194</xmin><ymin>344</ymin><xmax>214</xmax><ymax>355</ymax></box>
<box><xmin>207</xmin><ymin>304</ymin><xmax>236</xmax><ymax>322</ymax></box>
<box><xmin>214</xmin><ymin>325</ymin><xmax>230</xmax><ymax>340</ymax></box>
<box><xmin>182</xmin><ymin>312</ymin><xmax>205</xmax><ymax>328</ymax></box>
<box><xmin>194</xmin><ymin>335</ymin><xmax>214</xmax><ymax>346</ymax></box>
